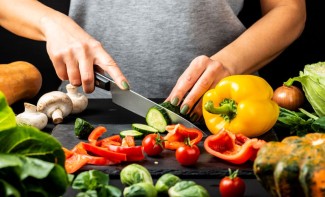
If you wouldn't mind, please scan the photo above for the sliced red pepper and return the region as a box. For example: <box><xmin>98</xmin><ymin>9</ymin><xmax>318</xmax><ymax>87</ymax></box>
<box><xmin>164</xmin><ymin>124</ymin><xmax>203</xmax><ymax>150</ymax></box>
<box><xmin>203</xmin><ymin>129</ymin><xmax>266</xmax><ymax>164</ymax></box>
<box><xmin>122</xmin><ymin>135</ymin><xmax>136</xmax><ymax>147</ymax></box>
<box><xmin>62</xmin><ymin>147</ymin><xmax>74</xmax><ymax>159</ymax></box>
<box><xmin>106</xmin><ymin>144</ymin><xmax>144</xmax><ymax>161</ymax></box>
<box><xmin>104</xmin><ymin>135</ymin><xmax>144</xmax><ymax>161</ymax></box>
<box><xmin>88</xmin><ymin>126</ymin><xmax>107</xmax><ymax>145</ymax></box>
<box><xmin>98</xmin><ymin>135</ymin><xmax>122</xmax><ymax>147</ymax></box>
<box><xmin>82</xmin><ymin>154</ymin><xmax>121</xmax><ymax>165</ymax></box>
<box><xmin>71</xmin><ymin>142</ymin><xmax>88</xmax><ymax>155</ymax></box>
<box><xmin>65</xmin><ymin>153</ymin><xmax>89</xmax><ymax>174</ymax></box>
<box><xmin>82</xmin><ymin>142</ymin><xmax>127</xmax><ymax>162</ymax></box>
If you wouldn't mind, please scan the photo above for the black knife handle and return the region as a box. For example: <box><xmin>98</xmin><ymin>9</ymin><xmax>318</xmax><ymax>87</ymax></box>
<box><xmin>94</xmin><ymin>72</ymin><xmax>112</xmax><ymax>91</ymax></box>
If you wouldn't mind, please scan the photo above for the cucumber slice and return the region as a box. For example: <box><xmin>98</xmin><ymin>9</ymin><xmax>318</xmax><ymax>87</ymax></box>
<box><xmin>132</xmin><ymin>123</ymin><xmax>159</xmax><ymax>135</ymax></box>
<box><xmin>74</xmin><ymin>118</ymin><xmax>95</xmax><ymax>139</ymax></box>
<box><xmin>145</xmin><ymin>106</ymin><xmax>171</xmax><ymax>133</ymax></box>
<box><xmin>120</xmin><ymin>129</ymin><xmax>143</xmax><ymax>139</ymax></box>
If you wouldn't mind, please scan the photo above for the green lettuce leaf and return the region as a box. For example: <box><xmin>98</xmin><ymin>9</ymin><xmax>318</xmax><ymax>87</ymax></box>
<box><xmin>288</xmin><ymin>62</ymin><xmax>325</xmax><ymax>117</ymax></box>
<box><xmin>0</xmin><ymin>91</ymin><xmax>16</xmax><ymax>131</ymax></box>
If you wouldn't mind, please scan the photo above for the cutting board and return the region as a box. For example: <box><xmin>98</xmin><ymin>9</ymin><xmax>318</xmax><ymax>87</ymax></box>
<box><xmin>52</xmin><ymin>124</ymin><xmax>257</xmax><ymax>179</ymax></box>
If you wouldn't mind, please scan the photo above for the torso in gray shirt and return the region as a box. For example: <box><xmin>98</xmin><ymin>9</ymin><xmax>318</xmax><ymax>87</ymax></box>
<box><xmin>69</xmin><ymin>0</ymin><xmax>246</xmax><ymax>98</ymax></box>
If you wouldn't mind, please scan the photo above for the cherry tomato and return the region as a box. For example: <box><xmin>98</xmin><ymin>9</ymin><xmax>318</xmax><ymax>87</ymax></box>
<box><xmin>175</xmin><ymin>143</ymin><xmax>200</xmax><ymax>166</ymax></box>
<box><xmin>219</xmin><ymin>169</ymin><xmax>246</xmax><ymax>197</ymax></box>
<box><xmin>142</xmin><ymin>133</ymin><xmax>165</xmax><ymax>156</ymax></box>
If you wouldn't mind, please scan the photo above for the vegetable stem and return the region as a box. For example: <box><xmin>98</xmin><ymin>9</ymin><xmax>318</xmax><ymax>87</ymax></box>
<box><xmin>298</xmin><ymin>108</ymin><xmax>319</xmax><ymax>120</ymax></box>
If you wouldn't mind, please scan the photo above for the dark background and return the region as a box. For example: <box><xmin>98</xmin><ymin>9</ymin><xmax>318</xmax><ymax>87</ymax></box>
<box><xmin>1</xmin><ymin>0</ymin><xmax>324</xmax><ymax>111</ymax></box>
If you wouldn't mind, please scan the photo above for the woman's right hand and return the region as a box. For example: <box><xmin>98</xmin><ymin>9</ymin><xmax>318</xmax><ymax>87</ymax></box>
<box><xmin>41</xmin><ymin>13</ymin><xmax>129</xmax><ymax>93</ymax></box>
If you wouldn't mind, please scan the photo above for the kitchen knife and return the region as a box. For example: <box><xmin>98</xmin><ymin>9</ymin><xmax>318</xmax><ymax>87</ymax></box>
<box><xmin>94</xmin><ymin>72</ymin><xmax>206</xmax><ymax>135</ymax></box>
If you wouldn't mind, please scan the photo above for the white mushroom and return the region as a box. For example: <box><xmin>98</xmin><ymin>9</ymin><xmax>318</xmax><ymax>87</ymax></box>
<box><xmin>65</xmin><ymin>83</ymin><xmax>88</xmax><ymax>114</ymax></box>
<box><xmin>16</xmin><ymin>102</ymin><xmax>48</xmax><ymax>130</ymax></box>
<box><xmin>37</xmin><ymin>91</ymin><xmax>73</xmax><ymax>124</ymax></box>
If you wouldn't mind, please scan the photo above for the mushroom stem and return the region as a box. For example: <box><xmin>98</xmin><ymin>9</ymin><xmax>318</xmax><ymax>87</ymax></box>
<box><xmin>52</xmin><ymin>108</ymin><xmax>63</xmax><ymax>124</ymax></box>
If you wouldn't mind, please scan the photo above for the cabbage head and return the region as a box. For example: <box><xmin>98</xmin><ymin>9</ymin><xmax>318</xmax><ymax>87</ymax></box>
<box><xmin>288</xmin><ymin>62</ymin><xmax>325</xmax><ymax>116</ymax></box>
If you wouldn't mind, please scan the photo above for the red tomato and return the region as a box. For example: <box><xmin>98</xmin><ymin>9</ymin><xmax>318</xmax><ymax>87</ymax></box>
<box><xmin>175</xmin><ymin>144</ymin><xmax>200</xmax><ymax>166</ymax></box>
<box><xmin>142</xmin><ymin>133</ymin><xmax>165</xmax><ymax>156</ymax></box>
<box><xmin>219</xmin><ymin>169</ymin><xmax>246</xmax><ymax>197</ymax></box>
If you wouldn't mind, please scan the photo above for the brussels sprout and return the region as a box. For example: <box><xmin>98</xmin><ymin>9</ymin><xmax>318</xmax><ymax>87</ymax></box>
<box><xmin>168</xmin><ymin>181</ymin><xmax>210</xmax><ymax>197</ymax></box>
<box><xmin>155</xmin><ymin>173</ymin><xmax>181</xmax><ymax>193</ymax></box>
<box><xmin>120</xmin><ymin>164</ymin><xmax>153</xmax><ymax>186</ymax></box>
<box><xmin>123</xmin><ymin>182</ymin><xmax>157</xmax><ymax>197</ymax></box>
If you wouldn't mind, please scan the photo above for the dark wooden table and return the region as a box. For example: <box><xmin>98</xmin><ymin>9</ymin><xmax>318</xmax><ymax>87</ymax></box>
<box><xmin>49</xmin><ymin>99</ymin><xmax>271</xmax><ymax>197</ymax></box>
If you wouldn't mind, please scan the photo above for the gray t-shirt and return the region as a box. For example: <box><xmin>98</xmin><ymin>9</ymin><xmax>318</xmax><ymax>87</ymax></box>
<box><xmin>69</xmin><ymin>0</ymin><xmax>246</xmax><ymax>98</ymax></box>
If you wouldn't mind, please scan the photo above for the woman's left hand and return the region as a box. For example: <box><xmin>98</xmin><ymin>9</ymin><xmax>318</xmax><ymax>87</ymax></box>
<box><xmin>166</xmin><ymin>55</ymin><xmax>231</xmax><ymax>122</ymax></box>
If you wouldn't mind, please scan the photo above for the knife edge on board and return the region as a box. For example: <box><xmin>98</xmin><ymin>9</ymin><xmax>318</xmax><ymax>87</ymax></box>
<box><xmin>94</xmin><ymin>72</ymin><xmax>207</xmax><ymax>136</ymax></box>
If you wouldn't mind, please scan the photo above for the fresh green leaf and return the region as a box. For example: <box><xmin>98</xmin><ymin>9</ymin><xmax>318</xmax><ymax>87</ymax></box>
<box><xmin>98</xmin><ymin>185</ymin><xmax>122</xmax><ymax>197</ymax></box>
<box><xmin>287</xmin><ymin>62</ymin><xmax>325</xmax><ymax>117</ymax></box>
<box><xmin>0</xmin><ymin>154</ymin><xmax>68</xmax><ymax>197</ymax></box>
<box><xmin>72</xmin><ymin>170</ymin><xmax>109</xmax><ymax>191</ymax></box>
<box><xmin>0</xmin><ymin>180</ymin><xmax>20</xmax><ymax>197</ymax></box>
<box><xmin>0</xmin><ymin>91</ymin><xmax>16</xmax><ymax>132</ymax></box>
<box><xmin>311</xmin><ymin>116</ymin><xmax>325</xmax><ymax>132</ymax></box>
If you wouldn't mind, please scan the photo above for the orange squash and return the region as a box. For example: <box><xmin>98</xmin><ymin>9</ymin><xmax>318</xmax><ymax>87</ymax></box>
<box><xmin>0</xmin><ymin>61</ymin><xmax>42</xmax><ymax>105</ymax></box>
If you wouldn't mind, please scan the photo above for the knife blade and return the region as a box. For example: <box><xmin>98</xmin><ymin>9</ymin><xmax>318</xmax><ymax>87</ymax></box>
<box><xmin>94</xmin><ymin>72</ymin><xmax>206</xmax><ymax>135</ymax></box>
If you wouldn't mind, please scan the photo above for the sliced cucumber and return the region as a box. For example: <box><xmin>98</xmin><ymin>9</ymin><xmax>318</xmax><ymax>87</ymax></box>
<box><xmin>132</xmin><ymin>123</ymin><xmax>159</xmax><ymax>135</ymax></box>
<box><xmin>74</xmin><ymin>118</ymin><xmax>95</xmax><ymax>139</ymax></box>
<box><xmin>145</xmin><ymin>106</ymin><xmax>171</xmax><ymax>133</ymax></box>
<box><xmin>120</xmin><ymin>129</ymin><xmax>143</xmax><ymax>139</ymax></box>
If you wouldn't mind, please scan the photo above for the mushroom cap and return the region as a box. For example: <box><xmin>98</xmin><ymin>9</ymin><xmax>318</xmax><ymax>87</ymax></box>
<box><xmin>16</xmin><ymin>102</ymin><xmax>48</xmax><ymax>130</ymax></box>
<box><xmin>66</xmin><ymin>84</ymin><xmax>88</xmax><ymax>114</ymax></box>
<box><xmin>37</xmin><ymin>91</ymin><xmax>73</xmax><ymax>118</ymax></box>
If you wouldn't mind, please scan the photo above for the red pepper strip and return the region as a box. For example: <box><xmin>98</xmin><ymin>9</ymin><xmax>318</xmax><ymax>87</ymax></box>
<box><xmin>65</xmin><ymin>153</ymin><xmax>89</xmax><ymax>174</ymax></box>
<box><xmin>62</xmin><ymin>147</ymin><xmax>74</xmax><ymax>159</ymax></box>
<box><xmin>97</xmin><ymin>135</ymin><xmax>122</xmax><ymax>147</ymax></box>
<box><xmin>122</xmin><ymin>135</ymin><xmax>136</xmax><ymax>147</ymax></box>
<box><xmin>164</xmin><ymin>124</ymin><xmax>203</xmax><ymax>150</ymax></box>
<box><xmin>106</xmin><ymin>144</ymin><xmax>144</xmax><ymax>161</ymax></box>
<box><xmin>71</xmin><ymin>142</ymin><xmax>88</xmax><ymax>155</ymax></box>
<box><xmin>82</xmin><ymin>154</ymin><xmax>121</xmax><ymax>165</ymax></box>
<box><xmin>88</xmin><ymin>126</ymin><xmax>107</xmax><ymax>145</ymax></box>
<box><xmin>81</xmin><ymin>142</ymin><xmax>127</xmax><ymax>162</ymax></box>
<box><xmin>203</xmin><ymin>129</ymin><xmax>266</xmax><ymax>164</ymax></box>
<box><xmin>104</xmin><ymin>135</ymin><xmax>144</xmax><ymax>161</ymax></box>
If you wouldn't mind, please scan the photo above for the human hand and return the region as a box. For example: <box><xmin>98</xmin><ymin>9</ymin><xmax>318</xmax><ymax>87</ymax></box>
<box><xmin>166</xmin><ymin>55</ymin><xmax>231</xmax><ymax>122</ymax></box>
<box><xmin>41</xmin><ymin>15</ymin><xmax>128</xmax><ymax>93</ymax></box>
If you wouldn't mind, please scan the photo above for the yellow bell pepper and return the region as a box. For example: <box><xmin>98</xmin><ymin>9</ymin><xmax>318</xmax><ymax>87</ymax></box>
<box><xmin>202</xmin><ymin>75</ymin><xmax>279</xmax><ymax>137</ymax></box>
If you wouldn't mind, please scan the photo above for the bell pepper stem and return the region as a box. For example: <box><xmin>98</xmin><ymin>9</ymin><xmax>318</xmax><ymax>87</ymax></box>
<box><xmin>204</xmin><ymin>100</ymin><xmax>233</xmax><ymax>115</ymax></box>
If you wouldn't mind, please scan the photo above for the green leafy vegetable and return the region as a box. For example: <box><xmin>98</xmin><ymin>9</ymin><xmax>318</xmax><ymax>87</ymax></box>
<box><xmin>72</xmin><ymin>170</ymin><xmax>121</xmax><ymax>197</ymax></box>
<box><xmin>0</xmin><ymin>91</ymin><xmax>69</xmax><ymax>197</ymax></box>
<box><xmin>286</xmin><ymin>62</ymin><xmax>325</xmax><ymax>117</ymax></box>
<box><xmin>120</xmin><ymin>164</ymin><xmax>153</xmax><ymax>186</ymax></box>
<box><xmin>0</xmin><ymin>91</ymin><xmax>16</xmax><ymax>131</ymax></box>
<box><xmin>123</xmin><ymin>182</ymin><xmax>157</xmax><ymax>197</ymax></box>
<box><xmin>155</xmin><ymin>173</ymin><xmax>181</xmax><ymax>193</ymax></box>
<box><xmin>275</xmin><ymin>107</ymin><xmax>325</xmax><ymax>136</ymax></box>
<box><xmin>168</xmin><ymin>180</ymin><xmax>210</xmax><ymax>197</ymax></box>
<box><xmin>0</xmin><ymin>154</ymin><xmax>68</xmax><ymax>197</ymax></box>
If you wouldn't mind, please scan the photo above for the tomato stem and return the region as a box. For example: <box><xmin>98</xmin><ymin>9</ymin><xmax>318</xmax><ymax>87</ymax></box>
<box><xmin>228</xmin><ymin>168</ymin><xmax>239</xmax><ymax>179</ymax></box>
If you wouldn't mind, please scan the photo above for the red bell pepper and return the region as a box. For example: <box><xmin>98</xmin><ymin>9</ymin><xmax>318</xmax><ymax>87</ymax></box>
<box><xmin>82</xmin><ymin>142</ymin><xmax>127</xmax><ymax>161</ymax></box>
<box><xmin>105</xmin><ymin>135</ymin><xmax>144</xmax><ymax>161</ymax></box>
<box><xmin>204</xmin><ymin>129</ymin><xmax>266</xmax><ymax>164</ymax></box>
<box><xmin>65</xmin><ymin>153</ymin><xmax>89</xmax><ymax>174</ymax></box>
<box><xmin>164</xmin><ymin>124</ymin><xmax>203</xmax><ymax>150</ymax></box>
<box><xmin>88</xmin><ymin>126</ymin><xmax>107</xmax><ymax>145</ymax></box>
